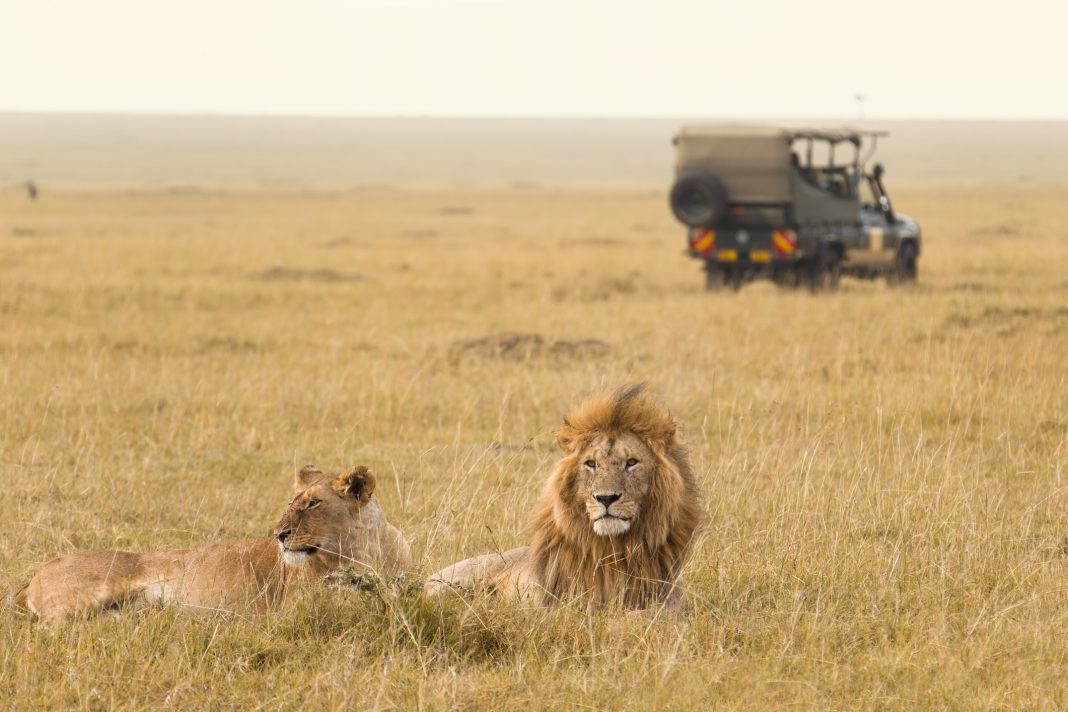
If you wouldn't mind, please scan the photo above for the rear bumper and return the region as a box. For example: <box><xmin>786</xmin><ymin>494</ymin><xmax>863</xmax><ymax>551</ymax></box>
<box><xmin>687</xmin><ymin>227</ymin><xmax>801</xmax><ymax>263</ymax></box>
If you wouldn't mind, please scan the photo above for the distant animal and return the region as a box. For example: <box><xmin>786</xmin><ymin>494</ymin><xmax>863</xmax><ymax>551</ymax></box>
<box><xmin>26</xmin><ymin>181</ymin><xmax>37</xmax><ymax>201</ymax></box>
<box><xmin>15</xmin><ymin>465</ymin><xmax>411</xmax><ymax>624</ymax></box>
<box><xmin>426</xmin><ymin>385</ymin><xmax>702</xmax><ymax>610</ymax></box>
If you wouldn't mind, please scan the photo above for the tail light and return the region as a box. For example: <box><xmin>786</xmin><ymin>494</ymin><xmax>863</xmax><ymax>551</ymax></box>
<box><xmin>689</xmin><ymin>228</ymin><xmax>715</xmax><ymax>256</ymax></box>
<box><xmin>772</xmin><ymin>229</ymin><xmax>797</xmax><ymax>258</ymax></box>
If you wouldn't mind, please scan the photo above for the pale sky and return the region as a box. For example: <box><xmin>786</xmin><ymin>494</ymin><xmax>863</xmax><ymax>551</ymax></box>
<box><xmin>2</xmin><ymin>0</ymin><xmax>1066</xmax><ymax>119</ymax></box>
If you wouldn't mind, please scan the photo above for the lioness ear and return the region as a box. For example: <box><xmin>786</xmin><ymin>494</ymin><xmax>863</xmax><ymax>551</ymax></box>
<box><xmin>333</xmin><ymin>465</ymin><xmax>375</xmax><ymax>503</ymax></box>
<box><xmin>295</xmin><ymin>465</ymin><xmax>324</xmax><ymax>489</ymax></box>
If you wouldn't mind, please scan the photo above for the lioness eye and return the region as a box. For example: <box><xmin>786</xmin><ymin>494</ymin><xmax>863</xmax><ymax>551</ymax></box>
<box><xmin>306</xmin><ymin>499</ymin><xmax>321</xmax><ymax>508</ymax></box>
<box><xmin>626</xmin><ymin>458</ymin><xmax>639</xmax><ymax>468</ymax></box>
<box><xmin>584</xmin><ymin>460</ymin><xmax>596</xmax><ymax>469</ymax></box>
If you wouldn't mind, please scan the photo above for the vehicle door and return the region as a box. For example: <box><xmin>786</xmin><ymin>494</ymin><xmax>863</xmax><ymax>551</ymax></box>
<box><xmin>856</xmin><ymin>175</ymin><xmax>895</xmax><ymax>263</ymax></box>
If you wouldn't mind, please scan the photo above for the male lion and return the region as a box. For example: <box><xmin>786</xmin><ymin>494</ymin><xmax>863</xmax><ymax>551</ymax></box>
<box><xmin>426</xmin><ymin>385</ymin><xmax>702</xmax><ymax>610</ymax></box>
<box><xmin>15</xmin><ymin>465</ymin><xmax>411</xmax><ymax>624</ymax></box>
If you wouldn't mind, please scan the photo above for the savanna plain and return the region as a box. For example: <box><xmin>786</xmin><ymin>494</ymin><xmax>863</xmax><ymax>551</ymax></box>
<box><xmin>1</xmin><ymin>180</ymin><xmax>1067</xmax><ymax>710</ymax></box>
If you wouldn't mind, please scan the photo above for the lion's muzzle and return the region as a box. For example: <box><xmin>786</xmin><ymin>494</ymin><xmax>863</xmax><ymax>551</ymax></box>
<box><xmin>275</xmin><ymin>517</ymin><xmax>318</xmax><ymax>565</ymax></box>
<box><xmin>589</xmin><ymin>492</ymin><xmax>634</xmax><ymax>537</ymax></box>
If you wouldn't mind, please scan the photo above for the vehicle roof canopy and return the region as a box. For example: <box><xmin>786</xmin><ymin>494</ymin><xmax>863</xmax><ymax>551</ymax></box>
<box><xmin>673</xmin><ymin>125</ymin><xmax>888</xmax><ymax>203</ymax></box>
<box><xmin>674</xmin><ymin>125</ymin><xmax>793</xmax><ymax>203</ymax></box>
<box><xmin>675</xmin><ymin>125</ymin><xmax>886</xmax><ymax>145</ymax></box>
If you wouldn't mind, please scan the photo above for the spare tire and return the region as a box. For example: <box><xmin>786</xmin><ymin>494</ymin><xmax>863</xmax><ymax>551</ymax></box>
<box><xmin>670</xmin><ymin>170</ymin><xmax>728</xmax><ymax>227</ymax></box>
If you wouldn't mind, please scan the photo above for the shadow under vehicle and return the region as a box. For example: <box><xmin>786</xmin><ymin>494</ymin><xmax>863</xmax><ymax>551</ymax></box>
<box><xmin>669</xmin><ymin>125</ymin><xmax>921</xmax><ymax>291</ymax></box>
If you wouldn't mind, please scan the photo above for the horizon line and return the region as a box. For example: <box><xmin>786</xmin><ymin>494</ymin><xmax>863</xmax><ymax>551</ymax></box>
<box><xmin>3</xmin><ymin>109</ymin><xmax>1068</xmax><ymax>123</ymax></box>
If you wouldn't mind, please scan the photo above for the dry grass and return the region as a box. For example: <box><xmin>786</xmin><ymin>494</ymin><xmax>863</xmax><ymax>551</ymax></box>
<box><xmin>1</xmin><ymin>184</ymin><xmax>1067</xmax><ymax>709</ymax></box>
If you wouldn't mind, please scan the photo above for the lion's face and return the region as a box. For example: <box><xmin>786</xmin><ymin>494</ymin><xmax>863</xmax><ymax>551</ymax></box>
<box><xmin>570</xmin><ymin>431</ymin><xmax>655</xmax><ymax>537</ymax></box>
<box><xmin>273</xmin><ymin>465</ymin><xmax>375</xmax><ymax>568</ymax></box>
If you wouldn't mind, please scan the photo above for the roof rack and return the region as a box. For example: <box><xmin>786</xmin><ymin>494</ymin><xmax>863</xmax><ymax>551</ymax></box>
<box><xmin>786</xmin><ymin>128</ymin><xmax>890</xmax><ymax>145</ymax></box>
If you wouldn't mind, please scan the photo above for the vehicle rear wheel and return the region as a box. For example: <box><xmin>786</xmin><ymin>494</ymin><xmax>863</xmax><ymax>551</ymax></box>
<box><xmin>892</xmin><ymin>241</ymin><xmax>918</xmax><ymax>283</ymax></box>
<box><xmin>773</xmin><ymin>269</ymin><xmax>801</xmax><ymax>290</ymax></box>
<box><xmin>825</xmin><ymin>252</ymin><xmax>841</xmax><ymax>292</ymax></box>
<box><xmin>704</xmin><ymin>262</ymin><xmax>725</xmax><ymax>292</ymax></box>
<box><xmin>670</xmin><ymin>170</ymin><xmax>728</xmax><ymax>227</ymax></box>
<box><xmin>804</xmin><ymin>248</ymin><xmax>841</xmax><ymax>293</ymax></box>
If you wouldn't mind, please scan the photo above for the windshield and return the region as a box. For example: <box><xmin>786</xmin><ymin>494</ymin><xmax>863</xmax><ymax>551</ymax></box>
<box><xmin>858</xmin><ymin>176</ymin><xmax>878</xmax><ymax>207</ymax></box>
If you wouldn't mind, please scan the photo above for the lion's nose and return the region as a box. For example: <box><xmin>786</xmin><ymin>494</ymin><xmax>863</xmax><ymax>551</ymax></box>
<box><xmin>276</xmin><ymin>527</ymin><xmax>292</xmax><ymax>544</ymax></box>
<box><xmin>594</xmin><ymin>492</ymin><xmax>621</xmax><ymax>508</ymax></box>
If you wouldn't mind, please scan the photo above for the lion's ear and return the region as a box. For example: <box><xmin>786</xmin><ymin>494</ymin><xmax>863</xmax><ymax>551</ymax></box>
<box><xmin>333</xmin><ymin>465</ymin><xmax>375</xmax><ymax>503</ymax></box>
<box><xmin>295</xmin><ymin>465</ymin><xmax>324</xmax><ymax>489</ymax></box>
<box><xmin>646</xmin><ymin>419</ymin><xmax>679</xmax><ymax>451</ymax></box>
<box><xmin>556</xmin><ymin>419</ymin><xmax>579</xmax><ymax>453</ymax></box>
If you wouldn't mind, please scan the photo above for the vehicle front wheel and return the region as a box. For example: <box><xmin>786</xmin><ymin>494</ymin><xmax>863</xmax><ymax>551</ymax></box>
<box><xmin>892</xmin><ymin>242</ymin><xmax>918</xmax><ymax>283</ymax></box>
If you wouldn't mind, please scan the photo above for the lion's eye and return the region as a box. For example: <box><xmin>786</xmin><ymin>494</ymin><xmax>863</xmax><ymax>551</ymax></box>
<box><xmin>306</xmin><ymin>499</ymin><xmax>321</xmax><ymax>509</ymax></box>
<box><xmin>584</xmin><ymin>460</ymin><xmax>596</xmax><ymax>469</ymax></box>
<box><xmin>625</xmin><ymin>458</ymin><xmax>639</xmax><ymax>468</ymax></box>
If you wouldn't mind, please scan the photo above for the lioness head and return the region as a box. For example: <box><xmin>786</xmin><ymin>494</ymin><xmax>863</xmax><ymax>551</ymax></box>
<box><xmin>274</xmin><ymin>464</ymin><xmax>376</xmax><ymax>568</ymax></box>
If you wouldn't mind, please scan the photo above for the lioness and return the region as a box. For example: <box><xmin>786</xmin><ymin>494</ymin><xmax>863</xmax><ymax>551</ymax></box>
<box><xmin>15</xmin><ymin>464</ymin><xmax>411</xmax><ymax>624</ymax></box>
<box><xmin>426</xmin><ymin>385</ymin><xmax>702</xmax><ymax>610</ymax></box>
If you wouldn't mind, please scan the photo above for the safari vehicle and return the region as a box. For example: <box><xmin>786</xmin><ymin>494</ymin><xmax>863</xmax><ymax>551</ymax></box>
<box><xmin>669</xmin><ymin>125</ymin><xmax>921</xmax><ymax>291</ymax></box>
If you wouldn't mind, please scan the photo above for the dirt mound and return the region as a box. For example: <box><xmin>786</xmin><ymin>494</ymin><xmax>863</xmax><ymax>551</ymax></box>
<box><xmin>452</xmin><ymin>332</ymin><xmax>609</xmax><ymax>361</ymax></box>
<box><xmin>437</xmin><ymin>205</ymin><xmax>474</xmax><ymax>216</ymax></box>
<box><xmin>254</xmin><ymin>267</ymin><xmax>365</xmax><ymax>283</ymax></box>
